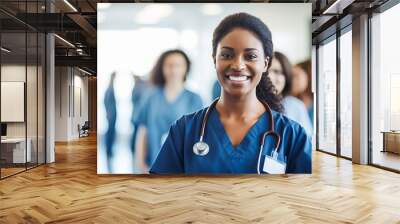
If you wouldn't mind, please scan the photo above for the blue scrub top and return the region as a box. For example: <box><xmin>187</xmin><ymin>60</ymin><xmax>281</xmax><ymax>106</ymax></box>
<box><xmin>150</xmin><ymin>106</ymin><xmax>312</xmax><ymax>174</ymax></box>
<box><xmin>137</xmin><ymin>87</ymin><xmax>203</xmax><ymax>166</ymax></box>
<box><xmin>282</xmin><ymin>96</ymin><xmax>313</xmax><ymax>136</ymax></box>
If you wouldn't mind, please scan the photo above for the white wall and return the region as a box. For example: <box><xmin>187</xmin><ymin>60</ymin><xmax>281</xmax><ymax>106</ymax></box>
<box><xmin>55</xmin><ymin>66</ymin><xmax>68</xmax><ymax>141</ymax></box>
<box><xmin>1</xmin><ymin>65</ymin><xmax>35</xmax><ymax>137</ymax></box>
<box><xmin>55</xmin><ymin>66</ymin><xmax>89</xmax><ymax>141</ymax></box>
<box><xmin>71</xmin><ymin>72</ymin><xmax>89</xmax><ymax>138</ymax></box>
<box><xmin>1</xmin><ymin>66</ymin><xmax>26</xmax><ymax>137</ymax></box>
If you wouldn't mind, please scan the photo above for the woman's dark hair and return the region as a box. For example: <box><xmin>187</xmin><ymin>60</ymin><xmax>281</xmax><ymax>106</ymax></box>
<box><xmin>296</xmin><ymin>60</ymin><xmax>312</xmax><ymax>98</ymax></box>
<box><xmin>212</xmin><ymin>12</ymin><xmax>283</xmax><ymax>112</ymax></box>
<box><xmin>150</xmin><ymin>49</ymin><xmax>191</xmax><ymax>86</ymax></box>
<box><xmin>273</xmin><ymin>51</ymin><xmax>293</xmax><ymax>97</ymax></box>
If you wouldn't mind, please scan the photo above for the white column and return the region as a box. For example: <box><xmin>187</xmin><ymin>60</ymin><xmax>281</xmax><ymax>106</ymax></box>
<box><xmin>46</xmin><ymin>32</ymin><xmax>55</xmax><ymax>163</ymax></box>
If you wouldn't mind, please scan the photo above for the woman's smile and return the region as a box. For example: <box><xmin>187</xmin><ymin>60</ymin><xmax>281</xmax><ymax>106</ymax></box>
<box><xmin>225</xmin><ymin>71</ymin><xmax>252</xmax><ymax>85</ymax></box>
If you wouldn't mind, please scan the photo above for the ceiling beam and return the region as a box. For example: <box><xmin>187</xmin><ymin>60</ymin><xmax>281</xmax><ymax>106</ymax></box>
<box><xmin>55</xmin><ymin>55</ymin><xmax>96</xmax><ymax>71</ymax></box>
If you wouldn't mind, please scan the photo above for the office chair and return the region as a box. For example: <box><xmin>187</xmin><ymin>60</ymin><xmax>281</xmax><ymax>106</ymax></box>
<box><xmin>79</xmin><ymin>121</ymin><xmax>90</xmax><ymax>138</ymax></box>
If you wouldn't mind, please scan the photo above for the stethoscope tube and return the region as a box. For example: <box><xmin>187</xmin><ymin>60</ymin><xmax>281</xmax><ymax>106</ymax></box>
<box><xmin>192</xmin><ymin>99</ymin><xmax>218</xmax><ymax>156</ymax></box>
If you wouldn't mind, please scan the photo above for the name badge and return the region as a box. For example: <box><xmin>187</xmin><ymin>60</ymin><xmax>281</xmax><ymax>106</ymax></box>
<box><xmin>263</xmin><ymin>155</ymin><xmax>286</xmax><ymax>174</ymax></box>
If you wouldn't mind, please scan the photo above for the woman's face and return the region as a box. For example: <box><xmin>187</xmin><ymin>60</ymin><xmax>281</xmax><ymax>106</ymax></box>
<box><xmin>291</xmin><ymin>66</ymin><xmax>308</xmax><ymax>95</ymax></box>
<box><xmin>162</xmin><ymin>53</ymin><xmax>187</xmax><ymax>85</ymax></box>
<box><xmin>268</xmin><ymin>57</ymin><xmax>286</xmax><ymax>95</ymax></box>
<box><xmin>215</xmin><ymin>28</ymin><xmax>269</xmax><ymax>98</ymax></box>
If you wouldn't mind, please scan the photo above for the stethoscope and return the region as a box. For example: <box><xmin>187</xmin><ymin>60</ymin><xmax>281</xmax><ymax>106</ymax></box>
<box><xmin>192</xmin><ymin>98</ymin><xmax>281</xmax><ymax>174</ymax></box>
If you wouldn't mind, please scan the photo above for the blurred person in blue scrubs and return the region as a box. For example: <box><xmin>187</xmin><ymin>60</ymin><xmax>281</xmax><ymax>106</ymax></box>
<box><xmin>150</xmin><ymin>13</ymin><xmax>311</xmax><ymax>174</ymax></box>
<box><xmin>104</xmin><ymin>72</ymin><xmax>117</xmax><ymax>173</ymax></box>
<box><xmin>292</xmin><ymin>61</ymin><xmax>313</xmax><ymax>128</ymax></box>
<box><xmin>135</xmin><ymin>49</ymin><xmax>203</xmax><ymax>173</ymax></box>
<box><xmin>212</xmin><ymin>79</ymin><xmax>221</xmax><ymax>100</ymax></box>
<box><xmin>130</xmin><ymin>74</ymin><xmax>152</xmax><ymax>156</ymax></box>
<box><xmin>268</xmin><ymin>52</ymin><xmax>313</xmax><ymax>136</ymax></box>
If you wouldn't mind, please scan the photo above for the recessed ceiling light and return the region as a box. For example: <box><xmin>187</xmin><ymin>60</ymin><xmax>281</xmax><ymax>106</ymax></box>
<box><xmin>1</xmin><ymin>47</ymin><xmax>11</xmax><ymax>53</ymax></box>
<box><xmin>54</xmin><ymin>34</ymin><xmax>75</xmax><ymax>48</ymax></box>
<box><xmin>63</xmin><ymin>0</ymin><xmax>78</xmax><ymax>12</ymax></box>
<box><xmin>322</xmin><ymin>0</ymin><xmax>353</xmax><ymax>15</ymax></box>
<box><xmin>78</xmin><ymin>67</ymin><xmax>93</xmax><ymax>76</ymax></box>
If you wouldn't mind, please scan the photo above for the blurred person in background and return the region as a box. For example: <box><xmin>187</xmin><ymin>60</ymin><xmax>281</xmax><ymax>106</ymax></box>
<box><xmin>268</xmin><ymin>51</ymin><xmax>312</xmax><ymax>136</ymax></box>
<box><xmin>212</xmin><ymin>79</ymin><xmax>221</xmax><ymax>100</ymax></box>
<box><xmin>104</xmin><ymin>72</ymin><xmax>117</xmax><ymax>173</ymax></box>
<box><xmin>135</xmin><ymin>49</ymin><xmax>203</xmax><ymax>173</ymax></box>
<box><xmin>130</xmin><ymin>74</ymin><xmax>152</xmax><ymax>158</ymax></box>
<box><xmin>292</xmin><ymin>60</ymin><xmax>313</xmax><ymax>128</ymax></box>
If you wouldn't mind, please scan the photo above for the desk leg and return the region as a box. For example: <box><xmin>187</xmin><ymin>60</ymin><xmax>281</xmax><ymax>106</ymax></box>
<box><xmin>382</xmin><ymin>133</ymin><xmax>386</xmax><ymax>153</ymax></box>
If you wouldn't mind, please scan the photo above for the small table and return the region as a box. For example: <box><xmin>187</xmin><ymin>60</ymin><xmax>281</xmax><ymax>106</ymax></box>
<box><xmin>381</xmin><ymin>131</ymin><xmax>400</xmax><ymax>154</ymax></box>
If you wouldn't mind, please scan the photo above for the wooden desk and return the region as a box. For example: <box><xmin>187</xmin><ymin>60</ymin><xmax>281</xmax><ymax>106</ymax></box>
<box><xmin>381</xmin><ymin>131</ymin><xmax>400</xmax><ymax>154</ymax></box>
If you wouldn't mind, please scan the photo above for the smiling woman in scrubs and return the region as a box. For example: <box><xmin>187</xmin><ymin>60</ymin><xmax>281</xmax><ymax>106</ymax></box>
<box><xmin>150</xmin><ymin>13</ymin><xmax>312</xmax><ymax>174</ymax></box>
<box><xmin>135</xmin><ymin>49</ymin><xmax>203</xmax><ymax>173</ymax></box>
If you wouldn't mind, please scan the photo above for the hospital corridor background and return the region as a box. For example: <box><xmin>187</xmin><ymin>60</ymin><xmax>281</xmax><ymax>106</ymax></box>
<box><xmin>1</xmin><ymin>0</ymin><xmax>400</xmax><ymax>223</ymax></box>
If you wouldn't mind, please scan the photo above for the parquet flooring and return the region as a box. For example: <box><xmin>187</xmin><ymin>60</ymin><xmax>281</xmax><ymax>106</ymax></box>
<box><xmin>1</xmin><ymin>135</ymin><xmax>400</xmax><ymax>223</ymax></box>
<box><xmin>1</xmin><ymin>167</ymin><xmax>26</xmax><ymax>178</ymax></box>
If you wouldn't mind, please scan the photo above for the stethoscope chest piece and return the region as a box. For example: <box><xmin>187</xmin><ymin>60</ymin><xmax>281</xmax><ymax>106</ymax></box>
<box><xmin>193</xmin><ymin>141</ymin><xmax>209</xmax><ymax>156</ymax></box>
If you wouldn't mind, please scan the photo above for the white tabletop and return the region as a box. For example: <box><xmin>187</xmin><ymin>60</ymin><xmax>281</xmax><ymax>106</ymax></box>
<box><xmin>1</xmin><ymin>138</ymin><xmax>28</xmax><ymax>143</ymax></box>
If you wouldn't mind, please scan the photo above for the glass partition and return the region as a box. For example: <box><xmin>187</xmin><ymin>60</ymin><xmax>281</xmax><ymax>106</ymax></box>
<box><xmin>0</xmin><ymin>1</ymin><xmax>46</xmax><ymax>179</ymax></box>
<box><xmin>27</xmin><ymin>30</ymin><xmax>38</xmax><ymax>169</ymax></box>
<box><xmin>38</xmin><ymin>32</ymin><xmax>45</xmax><ymax>165</ymax></box>
<box><xmin>370</xmin><ymin>3</ymin><xmax>400</xmax><ymax>171</ymax></box>
<box><xmin>27</xmin><ymin>0</ymin><xmax>37</xmax><ymax>170</ymax></box>
<box><xmin>339</xmin><ymin>29</ymin><xmax>352</xmax><ymax>158</ymax></box>
<box><xmin>317</xmin><ymin>37</ymin><xmax>337</xmax><ymax>154</ymax></box>
<box><xmin>1</xmin><ymin>31</ymin><xmax>28</xmax><ymax>178</ymax></box>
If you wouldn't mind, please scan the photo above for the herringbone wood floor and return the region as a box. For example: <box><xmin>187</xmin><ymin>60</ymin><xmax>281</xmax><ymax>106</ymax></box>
<box><xmin>1</xmin><ymin>135</ymin><xmax>400</xmax><ymax>223</ymax></box>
